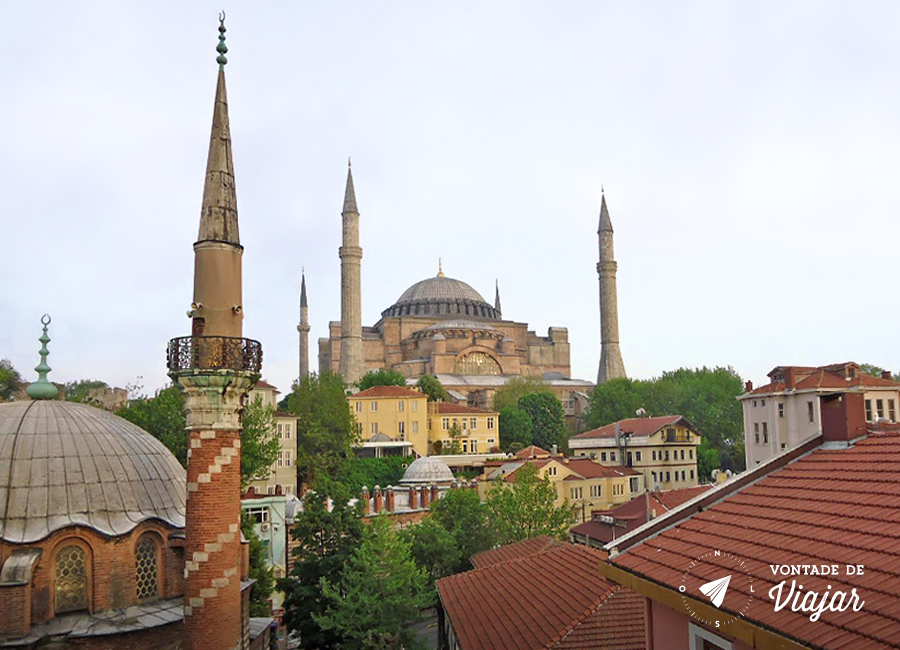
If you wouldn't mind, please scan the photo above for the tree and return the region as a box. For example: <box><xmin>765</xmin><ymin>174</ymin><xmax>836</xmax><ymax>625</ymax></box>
<box><xmin>335</xmin><ymin>457</ymin><xmax>411</xmax><ymax>495</ymax></box>
<box><xmin>280</xmin><ymin>480</ymin><xmax>364</xmax><ymax>650</ymax></box>
<box><xmin>517</xmin><ymin>392</ymin><xmax>568</xmax><ymax>452</ymax></box>
<box><xmin>440</xmin><ymin>424</ymin><xmax>463</xmax><ymax>455</ymax></box>
<box><xmin>283</xmin><ymin>372</ymin><xmax>358</xmax><ymax>488</ymax></box>
<box><xmin>241</xmin><ymin>510</ymin><xmax>275</xmax><ymax>616</ymax></box>
<box><xmin>498</xmin><ymin>406</ymin><xmax>533</xmax><ymax>451</ymax></box>
<box><xmin>398</xmin><ymin>517</ymin><xmax>460</xmax><ymax>603</ymax></box>
<box><xmin>860</xmin><ymin>363</ymin><xmax>899</xmax><ymax>382</ymax></box>
<box><xmin>0</xmin><ymin>360</ymin><xmax>23</xmax><ymax>402</ymax></box>
<box><xmin>486</xmin><ymin>462</ymin><xmax>572</xmax><ymax>545</ymax></box>
<box><xmin>63</xmin><ymin>379</ymin><xmax>110</xmax><ymax>404</ymax></box>
<box><xmin>415</xmin><ymin>375</ymin><xmax>450</xmax><ymax>402</ymax></box>
<box><xmin>315</xmin><ymin>515</ymin><xmax>428</xmax><ymax>650</ymax></box>
<box><xmin>696</xmin><ymin>438</ymin><xmax>720</xmax><ymax>483</ymax></box>
<box><xmin>430</xmin><ymin>488</ymin><xmax>494</xmax><ymax>572</ymax></box>
<box><xmin>240</xmin><ymin>394</ymin><xmax>281</xmax><ymax>487</ymax></box>
<box><xmin>491</xmin><ymin>376</ymin><xmax>552</xmax><ymax>412</ymax></box>
<box><xmin>118</xmin><ymin>386</ymin><xmax>189</xmax><ymax>466</ymax></box>
<box><xmin>358</xmin><ymin>368</ymin><xmax>407</xmax><ymax>391</ymax></box>
<box><xmin>582</xmin><ymin>377</ymin><xmax>646</xmax><ymax>430</ymax></box>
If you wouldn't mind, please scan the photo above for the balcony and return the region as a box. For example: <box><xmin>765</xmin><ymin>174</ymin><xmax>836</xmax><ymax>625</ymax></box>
<box><xmin>167</xmin><ymin>336</ymin><xmax>263</xmax><ymax>373</ymax></box>
<box><xmin>665</xmin><ymin>429</ymin><xmax>691</xmax><ymax>443</ymax></box>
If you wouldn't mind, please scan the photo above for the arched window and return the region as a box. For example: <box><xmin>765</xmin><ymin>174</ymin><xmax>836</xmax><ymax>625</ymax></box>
<box><xmin>55</xmin><ymin>544</ymin><xmax>87</xmax><ymax>613</ymax></box>
<box><xmin>135</xmin><ymin>534</ymin><xmax>160</xmax><ymax>601</ymax></box>
<box><xmin>455</xmin><ymin>352</ymin><xmax>501</xmax><ymax>376</ymax></box>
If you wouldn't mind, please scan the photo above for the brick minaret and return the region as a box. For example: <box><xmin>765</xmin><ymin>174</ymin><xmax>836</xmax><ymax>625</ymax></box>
<box><xmin>597</xmin><ymin>191</ymin><xmax>627</xmax><ymax>384</ymax></box>
<box><xmin>338</xmin><ymin>162</ymin><xmax>365</xmax><ymax>384</ymax></box>
<box><xmin>167</xmin><ymin>18</ymin><xmax>261</xmax><ymax>650</ymax></box>
<box><xmin>297</xmin><ymin>269</ymin><xmax>310</xmax><ymax>380</ymax></box>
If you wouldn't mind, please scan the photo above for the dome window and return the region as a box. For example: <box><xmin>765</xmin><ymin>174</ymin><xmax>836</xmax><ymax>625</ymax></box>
<box><xmin>135</xmin><ymin>534</ymin><xmax>160</xmax><ymax>601</ymax></box>
<box><xmin>55</xmin><ymin>544</ymin><xmax>88</xmax><ymax>614</ymax></box>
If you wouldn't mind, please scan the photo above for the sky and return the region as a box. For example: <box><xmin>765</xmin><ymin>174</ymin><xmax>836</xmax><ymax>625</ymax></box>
<box><xmin>3</xmin><ymin>1</ymin><xmax>900</xmax><ymax>396</ymax></box>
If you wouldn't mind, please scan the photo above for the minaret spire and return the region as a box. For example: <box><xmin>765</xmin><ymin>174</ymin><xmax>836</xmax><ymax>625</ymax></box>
<box><xmin>596</xmin><ymin>190</ymin><xmax>627</xmax><ymax>384</ymax></box>
<box><xmin>339</xmin><ymin>162</ymin><xmax>365</xmax><ymax>384</ymax></box>
<box><xmin>298</xmin><ymin>268</ymin><xmax>310</xmax><ymax>380</ymax></box>
<box><xmin>494</xmin><ymin>279</ymin><xmax>502</xmax><ymax>316</ymax></box>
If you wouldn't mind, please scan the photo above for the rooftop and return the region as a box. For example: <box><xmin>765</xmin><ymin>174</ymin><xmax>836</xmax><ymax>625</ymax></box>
<box><xmin>573</xmin><ymin>415</ymin><xmax>695</xmax><ymax>440</ymax></box>
<box><xmin>352</xmin><ymin>385</ymin><xmax>424</xmax><ymax>399</ymax></box>
<box><xmin>471</xmin><ymin>535</ymin><xmax>560</xmax><ymax>569</ymax></box>
<box><xmin>434</xmin><ymin>402</ymin><xmax>497</xmax><ymax>415</ymax></box>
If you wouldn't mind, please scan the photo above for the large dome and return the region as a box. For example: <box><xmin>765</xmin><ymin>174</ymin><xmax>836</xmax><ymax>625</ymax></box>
<box><xmin>399</xmin><ymin>456</ymin><xmax>455</xmax><ymax>485</ymax></box>
<box><xmin>382</xmin><ymin>275</ymin><xmax>501</xmax><ymax>321</ymax></box>
<box><xmin>0</xmin><ymin>400</ymin><xmax>187</xmax><ymax>543</ymax></box>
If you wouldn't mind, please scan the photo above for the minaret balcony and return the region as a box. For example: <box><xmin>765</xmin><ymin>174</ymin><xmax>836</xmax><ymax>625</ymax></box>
<box><xmin>167</xmin><ymin>336</ymin><xmax>262</xmax><ymax>373</ymax></box>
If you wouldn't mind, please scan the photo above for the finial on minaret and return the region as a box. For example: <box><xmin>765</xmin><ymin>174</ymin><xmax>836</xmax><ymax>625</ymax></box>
<box><xmin>343</xmin><ymin>162</ymin><xmax>358</xmax><ymax>213</ymax></box>
<box><xmin>300</xmin><ymin>268</ymin><xmax>308</xmax><ymax>308</ymax></box>
<box><xmin>27</xmin><ymin>314</ymin><xmax>58</xmax><ymax>400</ymax></box>
<box><xmin>599</xmin><ymin>189</ymin><xmax>613</xmax><ymax>233</ymax></box>
<box><xmin>494</xmin><ymin>279</ymin><xmax>502</xmax><ymax>315</ymax></box>
<box><xmin>216</xmin><ymin>12</ymin><xmax>228</xmax><ymax>69</ymax></box>
<box><xmin>438</xmin><ymin>258</ymin><xmax>445</xmax><ymax>277</ymax></box>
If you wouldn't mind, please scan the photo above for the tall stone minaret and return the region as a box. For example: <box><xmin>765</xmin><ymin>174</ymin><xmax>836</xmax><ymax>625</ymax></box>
<box><xmin>494</xmin><ymin>279</ymin><xmax>502</xmax><ymax>318</ymax></box>
<box><xmin>298</xmin><ymin>268</ymin><xmax>310</xmax><ymax>380</ymax></box>
<box><xmin>167</xmin><ymin>18</ymin><xmax>260</xmax><ymax>650</ymax></box>
<box><xmin>597</xmin><ymin>191</ymin><xmax>626</xmax><ymax>384</ymax></box>
<box><xmin>338</xmin><ymin>162</ymin><xmax>365</xmax><ymax>384</ymax></box>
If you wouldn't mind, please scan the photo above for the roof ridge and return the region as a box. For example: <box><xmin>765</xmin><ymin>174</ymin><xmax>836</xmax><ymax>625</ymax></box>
<box><xmin>545</xmin><ymin>584</ymin><xmax>620</xmax><ymax>649</ymax></box>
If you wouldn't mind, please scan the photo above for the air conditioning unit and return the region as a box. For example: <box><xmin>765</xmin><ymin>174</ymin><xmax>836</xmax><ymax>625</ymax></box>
<box><xmin>260</xmin><ymin>522</ymin><xmax>270</xmax><ymax>533</ymax></box>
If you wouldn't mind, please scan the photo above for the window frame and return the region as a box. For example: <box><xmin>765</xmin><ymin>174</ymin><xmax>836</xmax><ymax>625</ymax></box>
<box><xmin>134</xmin><ymin>532</ymin><xmax>163</xmax><ymax>602</ymax></box>
<box><xmin>52</xmin><ymin>539</ymin><xmax>92</xmax><ymax>616</ymax></box>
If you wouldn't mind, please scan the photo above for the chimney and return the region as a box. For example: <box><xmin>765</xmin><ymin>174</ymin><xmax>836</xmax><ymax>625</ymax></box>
<box><xmin>551</xmin><ymin>444</ymin><xmax>558</xmax><ymax>456</ymax></box>
<box><xmin>360</xmin><ymin>487</ymin><xmax>370</xmax><ymax>515</ymax></box>
<box><xmin>784</xmin><ymin>367</ymin><xmax>795</xmax><ymax>390</ymax></box>
<box><xmin>882</xmin><ymin>370</ymin><xmax>893</xmax><ymax>381</ymax></box>
<box><xmin>385</xmin><ymin>486</ymin><xmax>395</xmax><ymax>512</ymax></box>
<box><xmin>408</xmin><ymin>486</ymin><xmax>418</xmax><ymax>510</ymax></box>
<box><xmin>450</xmin><ymin>481</ymin><xmax>458</xmax><ymax>490</ymax></box>
<box><xmin>821</xmin><ymin>392</ymin><xmax>867</xmax><ymax>443</ymax></box>
<box><xmin>469</xmin><ymin>479</ymin><xmax>478</xmax><ymax>490</ymax></box>
<box><xmin>241</xmin><ymin>539</ymin><xmax>250</xmax><ymax>580</ymax></box>
<box><xmin>745</xmin><ymin>380</ymin><xmax>753</xmax><ymax>392</ymax></box>
<box><xmin>430</xmin><ymin>484</ymin><xmax>440</xmax><ymax>503</ymax></box>
<box><xmin>420</xmin><ymin>485</ymin><xmax>430</xmax><ymax>508</ymax></box>
<box><xmin>373</xmin><ymin>486</ymin><xmax>383</xmax><ymax>513</ymax></box>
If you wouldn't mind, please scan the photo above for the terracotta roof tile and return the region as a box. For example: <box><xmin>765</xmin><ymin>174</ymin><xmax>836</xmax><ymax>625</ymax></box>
<box><xmin>574</xmin><ymin>415</ymin><xmax>690</xmax><ymax>440</ymax></box>
<box><xmin>515</xmin><ymin>445</ymin><xmax>551</xmax><ymax>459</ymax></box>
<box><xmin>609</xmin><ymin>431</ymin><xmax>900</xmax><ymax>649</ymax></box>
<box><xmin>352</xmin><ymin>385</ymin><xmax>424</xmax><ymax>398</ymax></box>
<box><xmin>471</xmin><ymin>536</ymin><xmax>560</xmax><ymax>569</ymax></box>
<box><xmin>438</xmin><ymin>543</ymin><xmax>643</xmax><ymax>650</ymax></box>
<box><xmin>435</xmin><ymin>402</ymin><xmax>497</xmax><ymax>415</ymax></box>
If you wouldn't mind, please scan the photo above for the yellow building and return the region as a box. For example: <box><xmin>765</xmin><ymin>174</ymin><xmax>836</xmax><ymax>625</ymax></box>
<box><xmin>349</xmin><ymin>385</ymin><xmax>430</xmax><ymax>457</ymax></box>
<box><xmin>480</xmin><ymin>449</ymin><xmax>644</xmax><ymax>523</ymax></box>
<box><xmin>568</xmin><ymin>415</ymin><xmax>701</xmax><ymax>491</ymax></box>
<box><xmin>247</xmin><ymin>380</ymin><xmax>298</xmax><ymax>495</ymax></box>
<box><xmin>427</xmin><ymin>402</ymin><xmax>499</xmax><ymax>456</ymax></box>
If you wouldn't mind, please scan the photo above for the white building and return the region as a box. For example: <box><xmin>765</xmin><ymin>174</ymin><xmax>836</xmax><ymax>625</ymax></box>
<box><xmin>248</xmin><ymin>380</ymin><xmax>299</xmax><ymax>496</ymax></box>
<box><xmin>739</xmin><ymin>362</ymin><xmax>900</xmax><ymax>467</ymax></box>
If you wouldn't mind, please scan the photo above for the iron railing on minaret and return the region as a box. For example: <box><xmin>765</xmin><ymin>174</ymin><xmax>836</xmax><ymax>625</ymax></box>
<box><xmin>167</xmin><ymin>336</ymin><xmax>262</xmax><ymax>373</ymax></box>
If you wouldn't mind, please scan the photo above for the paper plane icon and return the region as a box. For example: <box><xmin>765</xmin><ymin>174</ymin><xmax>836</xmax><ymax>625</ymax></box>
<box><xmin>699</xmin><ymin>574</ymin><xmax>732</xmax><ymax>608</ymax></box>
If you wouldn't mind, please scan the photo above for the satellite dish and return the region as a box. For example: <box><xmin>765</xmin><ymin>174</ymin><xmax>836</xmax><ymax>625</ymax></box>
<box><xmin>711</xmin><ymin>469</ymin><xmax>719</xmax><ymax>479</ymax></box>
<box><xmin>636</xmin><ymin>407</ymin><xmax>647</xmax><ymax>417</ymax></box>
<box><xmin>725</xmin><ymin>469</ymin><xmax>733</xmax><ymax>478</ymax></box>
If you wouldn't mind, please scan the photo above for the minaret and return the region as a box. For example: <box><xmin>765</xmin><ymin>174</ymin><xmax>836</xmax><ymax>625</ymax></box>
<box><xmin>167</xmin><ymin>18</ymin><xmax>261</xmax><ymax>650</ymax></box>
<box><xmin>298</xmin><ymin>268</ymin><xmax>310</xmax><ymax>380</ymax></box>
<box><xmin>597</xmin><ymin>190</ymin><xmax>627</xmax><ymax>384</ymax></box>
<box><xmin>494</xmin><ymin>279</ymin><xmax>502</xmax><ymax>317</ymax></box>
<box><xmin>338</xmin><ymin>161</ymin><xmax>365</xmax><ymax>384</ymax></box>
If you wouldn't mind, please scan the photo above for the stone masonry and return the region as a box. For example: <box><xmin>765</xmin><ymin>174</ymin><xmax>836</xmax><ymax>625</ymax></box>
<box><xmin>597</xmin><ymin>192</ymin><xmax>627</xmax><ymax>384</ymax></box>
<box><xmin>339</xmin><ymin>164</ymin><xmax>365</xmax><ymax>384</ymax></box>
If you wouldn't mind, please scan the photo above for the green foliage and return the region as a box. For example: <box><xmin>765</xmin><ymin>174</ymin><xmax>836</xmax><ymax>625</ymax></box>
<box><xmin>0</xmin><ymin>360</ymin><xmax>23</xmax><ymax>402</ymax></box>
<box><xmin>280</xmin><ymin>480</ymin><xmax>364</xmax><ymax>650</ymax></box>
<box><xmin>696</xmin><ymin>438</ymin><xmax>720</xmax><ymax>483</ymax></box>
<box><xmin>241</xmin><ymin>394</ymin><xmax>281</xmax><ymax>487</ymax></box>
<box><xmin>486</xmin><ymin>463</ymin><xmax>572</xmax><ymax>545</ymax></box>
<box><xmin>430</xmin><ymin>488</ymin><xmax>494</xmax><ymax>572</ymax></box>
<box><xmin>399</xmin><ymin>517</ymin><xmax>459</xmax><ymax>607</ymax></box>
<box><xmin>358</xmin><ymin>368</ymin><xmax>408</xmax><ymax>391</ymax></box>
<box><xmin>440</xmin><ymin>424</ymin><xmax>463</xmax><ymax>455</ymax></box>
<box><xmin>63</xmin><ymin>379</ymin><xmax>110</xmax><ymax>404</ymax></box>
<box><xmin>315</xmin><ymin>515</ymin><xmax>428</xmax><ymax>650</ymax></box>
<box><xmin>241</xmin><ymin>510</ymin><xmax>275</xmax><ymax>617</ymax></box>
<box><xmin>415</xmin><ymin>375</ymin><xmax>450</xmax><ymax>402</ymax></box>
<box><xmin>118</xmin><ymin>386</ymin><xmax>188</xmax><ymax>466</ymax></box>
<box><xmin>517</xmin><ymin>392</ymin><xmax>568</xmax><ymax>452</ymax></box>
<box><xmin>335</xmin><ymin>456</ymin><xmax>411</xmax><ymax>495</ymax></box>
<box><xmin>498</xmin><ymin>406</ymin><xmax>533</xmax><ymax>451</ymax></box>
<box><xmin>491</xmin><ymin>376</ymin><xmax>552</xmax><ymax>412</ymax></box>
<box><xmin>859</xmin><ymin>363</ymin><xmax>899</xmax><ymax>382</ymax></box>
<box><xmin>283</xmin><ymin>372</ymin><xmax>358</xmax><ymax>488</ymax></box>
<box><xmin>584</xmin><ymin>366</ymin><xmax>746</xmax><ymax>473</ymax></box>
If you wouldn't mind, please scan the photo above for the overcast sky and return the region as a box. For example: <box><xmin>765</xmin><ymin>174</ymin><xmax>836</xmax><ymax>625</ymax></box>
<box><xmin>3</xmin><ymin>2</ymin><xmax>900</xmax><ymax>396</ymax></box>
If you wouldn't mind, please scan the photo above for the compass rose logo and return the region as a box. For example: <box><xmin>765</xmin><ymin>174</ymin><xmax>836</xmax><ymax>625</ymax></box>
<box><xmin>699</xmin><ymin>574</ymin><xmax>732</xmax><ymax>608</ymax></box>
<box><xmin>679</xmin><ymin>550</ymin><xmax>753</xmax><ymax>629</ymax></box>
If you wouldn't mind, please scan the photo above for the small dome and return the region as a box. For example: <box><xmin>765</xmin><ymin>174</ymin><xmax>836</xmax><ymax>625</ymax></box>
<box><xmin>382</xmin><ymin>275</ymin><xmax>500</xmax><ymax>321</ymax></box>
<box><xmin>400</xmin><ymin>456</ymin><xmax>454</xmax><ymax>485</ymax></box>
<box><xmin>369</xmin><ymin>432</ymin><xmax>392</xmax><ymax>442</ymax></box>
<box><xmin>0</xmin><ymin>400</ymin><xmax>186</xmax><ymax>543</ymax></box>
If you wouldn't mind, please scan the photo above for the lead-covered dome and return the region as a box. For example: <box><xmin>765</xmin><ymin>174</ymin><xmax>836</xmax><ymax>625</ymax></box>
<box><xmin>0</xmin><ymin>400</ymin><xmax>186</xmax><ymax>543</ymax></box>
<box><xmin>399</xmin><ymin>456</ymin><xmax>455</xmax><ymax>485</ymax></box>
<box><xmin>382</xmin><ymin>275</ymin><xmax>501</xmax><ymax>320</ymax></box>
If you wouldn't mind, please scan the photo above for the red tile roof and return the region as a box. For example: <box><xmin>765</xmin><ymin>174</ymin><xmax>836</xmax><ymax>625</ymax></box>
<box><xmin>574</xmin><ymin>415</ymin><xmax>690</xmax><ymax>440</ymax></box>
<box><xmin>254</xmin><ymin>379</ymin><xmax>280</xmax><ymax>391</ymax></box>
<box><xmin>607</xmin><ymin>431</ymin><xmax>900</xmax><ymax>649</ymax></box>
<box><xmin>352</xmin><ymin>385</ymin><xmax>424</xmax><ymax>398</ymax></box>
<box><xmin>515</xmin><ymin>445</ymin><xmax>551</xmax><ymax>459</ymax></box>
<box><xmin>650</xmin><ymin>485</ymin><xmax>712</xmax><ymax>511</ymax></box>
<box><xmin>435</xmin><ymin>402</ymin><xmax>497</xmax><ymax>415</ymax></box>
<box><xmin>437</xmin><ymin>543</ymin><xmax>645</xmax><ymax>650</ymax></box>
<box><xmin>503</xmin><ymin>459</ymin><xmax>639</xmax><ymax>483</ymax></box>
<box><xmin>749</xmin><ymin>363</ymin><xmax>900</xmax><ymax>397</ymax></box>
<box><xmin>471</xmin><ymin>536</ymin><xmax>560</xmax><ymax>569</ymax></box>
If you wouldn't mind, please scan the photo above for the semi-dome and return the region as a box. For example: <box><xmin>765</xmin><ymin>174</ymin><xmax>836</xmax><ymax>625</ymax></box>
<box><xmin>0</xmin><ymin>400</ymin><xmax>187</xmax><ymax>543</ymax></box>
<box><xmin>399</xmin><ymin>456</ymin><xmax>454</xmax><ymax>485</ymax></box>
<box><xmin>382</xmin><ymin>275</ymin><xmax>501</xmax><ymax>321</ymax></box>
